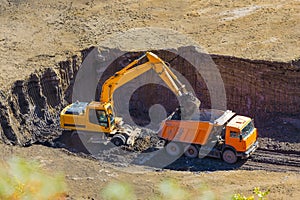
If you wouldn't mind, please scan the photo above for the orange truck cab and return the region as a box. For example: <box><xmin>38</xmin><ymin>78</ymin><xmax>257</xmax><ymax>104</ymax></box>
<box><xmin>225</xmin><ymin>115</ymin><xmax>258</xmax><ymax>159</ymax></box>
<box><xmin>158</xmin><ymin>109</ymin><xmax>259</xmax><ymax>164</ymax></box>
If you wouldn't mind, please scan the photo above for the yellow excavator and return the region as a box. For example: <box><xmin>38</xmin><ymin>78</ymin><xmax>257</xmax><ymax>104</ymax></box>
<box><xmin>60</xmin><ymin>52</ymin><xmax>200</xmax><ymax>146</ymax></box>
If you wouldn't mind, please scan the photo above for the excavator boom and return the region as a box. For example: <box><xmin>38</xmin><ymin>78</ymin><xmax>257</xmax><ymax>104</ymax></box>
<box><xmin>100</xmin><ymin>52</ymin><xmax>200</xmax><ymax>116</ymax></box>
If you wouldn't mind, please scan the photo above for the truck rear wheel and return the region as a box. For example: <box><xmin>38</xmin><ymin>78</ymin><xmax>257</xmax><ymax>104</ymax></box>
<box><xmin>184</xmin><ymin>145</ymin><xmax>199</xmax><ymax>158</ymax></box>
<box><xmin>222</xmin><ymin>149</ymin><xmax>237</xmax><ymax>164</ymax></box>
<box><xmin>111</xmin><ymin>134</ymin><xmax>126</xmax><ymax>146</ymax></box>
<box><xmin>165</xmin><ymin>142</ymin><xmax>182</xmax><ymax>157</ymax></box>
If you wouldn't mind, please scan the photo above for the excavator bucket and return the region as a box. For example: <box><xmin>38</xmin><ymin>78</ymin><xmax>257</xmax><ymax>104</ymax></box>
<box><xmin>178</xmin><ymin>93</ymin><xmax>201</xmax><ymax>120</ymax></box>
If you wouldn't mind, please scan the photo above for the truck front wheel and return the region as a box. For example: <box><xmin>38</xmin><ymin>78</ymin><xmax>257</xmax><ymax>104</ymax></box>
<box><xmin>165</xmin><ymin>142</ymin><xmax>182</xmax><ymax>157</ymax></box>
<box><xmin>222</xmin><ymin>149</ymin><xmax>237</xmax><ymax>164</ymax></box>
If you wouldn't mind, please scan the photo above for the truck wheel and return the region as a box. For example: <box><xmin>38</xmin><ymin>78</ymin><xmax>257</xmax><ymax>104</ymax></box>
<box><xmin>111</xmin><ymin>134</ymin><xmax>126</xmax><ymax>146</ymax></box>
<box><xmin>184</xmin><ymin>145</ymin><xmax>199</xmax><ymax>158</ymax></box>
<box><xmin>166</xmin><ymin>142</ymin><xmax>182</xmax><ymax>157</ymax></box>
<box><xmin>222</xmin><ymin>149</ymin><xmax>237</xmax><ymax>164</ymax></box>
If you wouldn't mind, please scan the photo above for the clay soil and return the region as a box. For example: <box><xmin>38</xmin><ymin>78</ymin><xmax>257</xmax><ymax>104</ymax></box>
<box><xmin>0</xmin><ymin>0</ymin><xmax>300</xmax><ymax>199</ymax></box>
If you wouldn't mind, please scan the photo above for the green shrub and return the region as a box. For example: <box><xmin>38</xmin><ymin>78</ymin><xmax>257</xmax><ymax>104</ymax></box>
<box><xmin>232</xmin><ymin>187</ymin><xmax>270</xmax><ymax>200</ymax></box>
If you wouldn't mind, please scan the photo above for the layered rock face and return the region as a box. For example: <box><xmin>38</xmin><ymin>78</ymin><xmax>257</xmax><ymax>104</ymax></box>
<box><xmin>0</xmin><ymin>46</ymin><xmax>299</xmax><ymax>146</ymax></box>
<box><xmin>213</xmin><ymin>56</ymin><xmax>300</xmax><ymax>122</ymax></box>
<box><xmin>0</xmin><ymin>47</ymin><xmax>93</xmax><ymax>145</ymax></box>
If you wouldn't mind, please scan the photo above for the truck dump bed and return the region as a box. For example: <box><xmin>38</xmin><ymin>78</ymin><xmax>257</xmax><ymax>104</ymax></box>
<box><xmin>158</xmin><ymin>109</ymin><xmax>235</xmax><ymax>145</ymax></box>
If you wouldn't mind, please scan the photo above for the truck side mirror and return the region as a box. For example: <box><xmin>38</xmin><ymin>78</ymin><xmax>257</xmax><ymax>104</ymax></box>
<box><xmin>239</xmin><ymin>134</ymin><xmax>242</xmax><ymax>141</ymax></box>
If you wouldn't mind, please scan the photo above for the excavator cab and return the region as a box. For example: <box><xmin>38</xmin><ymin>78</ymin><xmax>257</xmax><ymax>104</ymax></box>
<box><xmin>60</xmin><ymin>101</ymin><xmax>117</xmax><ymax>134</ymax></box>
<box><xmin>85</xmin><ymin>101</ymin><xmax>117</xmax><ymax>133</ymax></box>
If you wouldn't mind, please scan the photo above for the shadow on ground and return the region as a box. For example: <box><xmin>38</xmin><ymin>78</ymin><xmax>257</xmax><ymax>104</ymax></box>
<box><xmin>51</xmin><ymin>130</ymin><xmax>246</xmax><ymax>172</ymax></box>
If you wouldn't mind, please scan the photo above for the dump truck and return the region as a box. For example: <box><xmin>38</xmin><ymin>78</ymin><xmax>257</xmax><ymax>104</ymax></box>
<box><xmin>158</xmin><ymin>109</ymin><xmax>259</xmax><ymax>164</ymax></box>
<box><xmin>60</xmin><ymin>52</ymin><xmax>200</xmax><ymax>147</ymax></box>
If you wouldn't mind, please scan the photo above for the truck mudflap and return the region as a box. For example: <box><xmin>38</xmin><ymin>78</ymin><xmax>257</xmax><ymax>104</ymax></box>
<box><xmin>237</xmin><ymin>141</ymin><xmax>259</xmax><ymax>159</ymax></box>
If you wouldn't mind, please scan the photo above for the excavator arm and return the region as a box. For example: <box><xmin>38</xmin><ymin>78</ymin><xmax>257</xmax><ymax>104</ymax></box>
<box><xmin>100</xmin><ymin>52</ymin><xmax>200</xmax><ymax>119</ymax></box>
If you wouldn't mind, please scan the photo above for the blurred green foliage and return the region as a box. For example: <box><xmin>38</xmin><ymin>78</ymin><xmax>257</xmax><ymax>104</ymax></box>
<box><xmin>101</xmin><ymin>179</ymin><xmax>270</xmax><ymax>200</ymax></box>
<box><xmin>158</xmin><ymin>179</ymin><xmax>187</xmax><ymax>200</ymax></box>
<box><xmin>101</xmin><ymin>181</ymin><xmax>136</xmax><ymax>200</ymax></box>
<box><xmin>0</xmin><ymin>157</ymin><xmax>67</xmax><ymax>200</ymax></box>
<box><xmin>0</xmin><ymin>156</ymin><xmax>270</xmax><ymax>200</ymax></box>
<box><xmin>101</xmin><ymin>179</ymin><xmax>216</xmax><ymax>200</ymax></box>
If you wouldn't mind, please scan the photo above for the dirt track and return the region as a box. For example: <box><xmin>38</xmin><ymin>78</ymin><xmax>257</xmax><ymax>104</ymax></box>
<box><xmin>244</xmin><ymin>149</ymin><xmax>300</xmax><ymax>172</ymax></box>
<box><xmin>0</xmin><ymin>0</ymin><xmax>300</xmax><ymax>199</ymax></box>
<box><xmin>55</xmin><ymin>132</ymin><xmax>300</xmax><ymax>173</ymax></box>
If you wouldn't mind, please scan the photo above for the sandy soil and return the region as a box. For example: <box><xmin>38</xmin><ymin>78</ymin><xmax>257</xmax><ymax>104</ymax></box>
<box><xmin>1</xmin><ymin>0</ymin><xmax>300</xmax><ymax>89</ymax></box>
<box><xmin>1</xmin><ymin>142</ymin><xmax>300</xmax><ymax>199</ymax></box>
<box><xmin>0</xmin><ymin>0</ymin><xmax>300</xmax><ymax>199</ymax></box>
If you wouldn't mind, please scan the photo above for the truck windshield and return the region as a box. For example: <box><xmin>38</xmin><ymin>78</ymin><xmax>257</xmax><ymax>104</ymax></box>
<box><xmin>241</xmin><ymin>120</ymin><xmax>254</xmax><ymax>138</ymax></box>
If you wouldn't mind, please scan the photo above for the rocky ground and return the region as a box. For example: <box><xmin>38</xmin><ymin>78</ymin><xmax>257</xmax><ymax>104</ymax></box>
<box><xmin>0</xmin><ymin>0</ymin><xmax>300</xmax><ymax>199</ymax></box>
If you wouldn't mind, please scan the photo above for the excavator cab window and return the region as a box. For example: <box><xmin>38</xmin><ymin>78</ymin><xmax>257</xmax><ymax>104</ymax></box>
<box><xmin>89</xmin><ymin>109</ymin><xmax>109</xmax><ymax>128</ymax></box>
<box><xmin>97</xmin><ymin>110</ymin><xmax>109</xmax><ymax>127</ymax></box>
<box><xmin>106</xmin><ymin>105</ymin><xmax>115</xmax><ymax>127</ymax></box>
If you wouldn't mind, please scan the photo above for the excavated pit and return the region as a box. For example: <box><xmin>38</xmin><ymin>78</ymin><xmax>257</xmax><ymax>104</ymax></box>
<box><xmin>0</xmin><ymin>46</ymin><xmax>299</xmax><ymax>155</ymax></box>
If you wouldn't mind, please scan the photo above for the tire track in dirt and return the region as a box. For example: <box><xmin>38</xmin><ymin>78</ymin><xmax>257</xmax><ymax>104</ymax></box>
<box><xmin>241</xmin><ymin>148</ymin><xmax>300</xmax><ymax>172</ymax></box>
